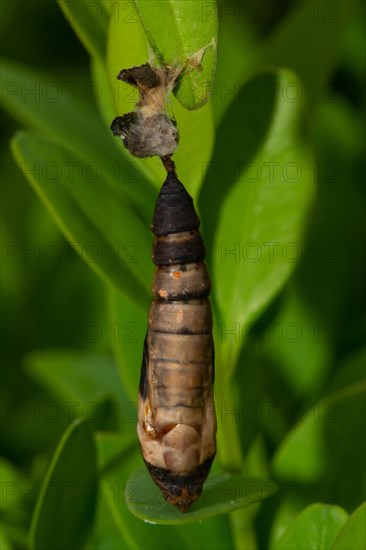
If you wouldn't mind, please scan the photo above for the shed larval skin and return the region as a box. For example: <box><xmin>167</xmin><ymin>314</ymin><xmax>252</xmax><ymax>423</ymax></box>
<box><xmin>137</xmin><ymin>170</ymin><xmax>217</xmax><ymax>512</ymax></box>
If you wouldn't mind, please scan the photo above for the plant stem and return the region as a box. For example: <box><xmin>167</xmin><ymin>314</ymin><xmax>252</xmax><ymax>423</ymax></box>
<box><xmin>230</xmin><ymin>509</ymin><xmax>258</xmax><ymax>550</ymax></box>
<box><xmin>216</xmin><ymin>356</ymin><xmax>243</xmax><ymax>472</ymax></box>
<box><xmin>216</xmin><ymin>347</ymin><xmax>259</xmax><ymax>550</ymax></box>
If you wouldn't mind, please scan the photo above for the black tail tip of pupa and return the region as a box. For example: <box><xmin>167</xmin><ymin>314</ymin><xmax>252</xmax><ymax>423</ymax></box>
<box><xmin>144</xmin><ymin>455</ymin><xmax>215</xmax><ymax>513</ymax></box>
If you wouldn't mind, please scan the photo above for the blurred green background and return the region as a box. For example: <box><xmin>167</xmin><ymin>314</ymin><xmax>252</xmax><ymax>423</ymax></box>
<box><xmin>1</xmin><ymin>0</ymin><xmax>365</xmax><ymax>548</ymax></box>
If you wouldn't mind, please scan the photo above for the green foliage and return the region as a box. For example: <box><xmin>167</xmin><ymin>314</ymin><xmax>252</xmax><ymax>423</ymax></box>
<box><xmin>11</xmin><ymin>131</ymin><xmax>151</xmax><ymax>310</ymax></box>
<box><xmin>331</xmin><ymin>502</ymin><xmax>366</xmax><ymax>550</ymax></box>
<box><xmin>29</xmin><ymin>420</ymin><xmax>97</xmax><ymax>550</ymax></box>
<box><xmin>208</xmin><ymin>69</ymin><xmax>315</xmax><ymax>374</ymax></box>
<box><xmin>57</xmin><ymin>0</ymin><xmax>110</xmax><ymax>62</ymax></box>
<box><xmin>272</xmin><ymin>503</ymin><xmax>349</xmax><ymax>549</ymax></box>
<box><xmin>1</xmin><ymin>0</ymin><xmax>365</xmax><ymax>548</ymax></box>
<box><xmin>127</xmin><ymin>468</ymin><xmax>277</xmax><ymax>524</ymax></box>
<box><xmin>272</xmin><ymin>383</ymin><xmax>366</xmax><ymax>511</ymax></box>
<box><xmin>133</xmin><ymin>0</ymin><xmax>218</xmax><ymax>109</ymax></box>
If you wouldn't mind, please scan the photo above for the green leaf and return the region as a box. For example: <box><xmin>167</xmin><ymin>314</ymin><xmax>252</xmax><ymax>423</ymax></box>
<box><xmin>272</xmin><ymin>503</ymin><xmax>348</xmax><ymax>550</ymax></box>
<box><xmin>98</xmin><ymin>435</ymin><xmax>233</xmax><ymax>548</ymax></box>
<box><xmin>126</xmin><ymin>467</ymin><xmax>277</xmax><ymax>524</ymax></box>
<box><xmin>296</xmin><ymin>101</ymin><xmax>366</xmax><ymax>327</ymax></box>
<box><xmin>106</xmin><ymin>3</ymin><xmax>167</xmax><ymax>186</ymax></box>
<box><xmin>201</xmin><ymin>68</ymin><xmax>315</xmax><ymax>373</ymax></box>
<box><xmin>134</xmin><ymin>0</ymin><xmax>218</xmax><ymax>109</ymax></box>
<box><xmin>272</xmin><ymin>383</ymin><xmax>366</xmax><ymax>511</ymax></box>
<box><xmin>96</xmin><ymin>432</ymin><xmax>136</xmax><ymax>472</ymax></box>
<box><xmin>100</xmin><ymin>447</ymin><xmax>188</xmax><ymax>549</ymax></box>
<box><xmin>0</xmin><ymin>527</ymin><xmax>12</xmax><ymax>550</ymax></box>
<box><xmin>0</xmin><ymin>58</ymin><xmax>155</xmax><ymax>221</ymax></box>
<box><xmin>0</xmin><ymin>523</ymin><xmax>27</xmax><ymax>550</ymax></box>
<box><xmin>26</xmin><ymin>350</ymin><xmax>124</xmax><ymax>402</ymax></box>
<box><xmin>91</xmin><ymin>57</ymin><xmax>118</xmax><ymax>131</ymax></box>
<box><xmin>106</xmin><ymin>1</ymin><xmax>149</xmax><ymax>117</ymax></box>
<box><xmin>108</xmin><ymin>287</ymin><xmax>148</xmax><ymax>401</ymax></box>
<box><xmin>269</xmin><ymin>499</ymin><xmax>310</xmax><ymax>550</ymax></box>
<box><xmin>29</xmin><ymin>419</ymin><xmax>97</xmax><ymax>550</ymax></box>
<box><xmin>211</xmin><ymin>5</ymin><xmax>259</xmax><ymax>124</ymax></box>
<box><xmin>11</xmin><ymin>131</ymin><xmax>151</xmax><ymax>310</ymax></box>
<box><xmin>58</xmin><ymin>0</ymin><xmax>110</xmax><ymax>61</ymax></box>
<box><xmin>331</xmin><ymin>502</ymin><xmax>366</xmax><ymax>550</ymax></box>
<box><xmin>0</xmin><ymin>58</ymin><xmax>111</xmax><ymax>165</ymax></box>
<box><xmin>260</xmin><ymin>285</ymin><xmax>331</xmax><ymax>399</ymax></box>
<box><xmin>172</xmin><ymin>98</ymin><xmax>215</xmax><ymax>198</ymax></box>
<box><xmin>0</xmin><ymin>459</ymin><xmax>29</xmax><ymax>527</ymax></box>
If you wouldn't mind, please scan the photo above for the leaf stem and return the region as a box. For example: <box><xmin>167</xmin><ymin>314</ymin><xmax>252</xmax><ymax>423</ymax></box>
<box><xmin>216</xmin><ymin>347</ymin><xmax>260</xmax><ymax>550</ymax></box>
<box><xmin>216</xmin><ymin>352</ymin><xmax>243</xmax><ymax>472</ymax></box>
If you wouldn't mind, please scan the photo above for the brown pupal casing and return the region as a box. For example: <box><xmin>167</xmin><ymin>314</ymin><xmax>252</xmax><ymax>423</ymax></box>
<box><xmin>138</xmin><ymin>169</ymin><xmax>217</xmax><ymax>512</ymax></box>
<box><xmin>111</xmin><ymin>63</ymin><xmax>180</xmax><ymax>158</ymax></box>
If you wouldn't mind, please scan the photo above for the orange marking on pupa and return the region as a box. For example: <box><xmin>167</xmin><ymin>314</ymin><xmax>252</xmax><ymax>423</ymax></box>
<box><xmin>158</xmin><ymin>289</ymin><xmax>168</xmax><ymax>298</ymax></box>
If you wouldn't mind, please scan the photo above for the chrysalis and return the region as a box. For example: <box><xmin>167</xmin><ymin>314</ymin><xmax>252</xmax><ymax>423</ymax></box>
<box><xmin>112</xmin><ymin>65</ymin><xmax>216</xmax><ymax>512</ymax></box>
<box><xmin>138</xmin><ymin>163</ymin><xmax>216</xmax><ymax>512</ymax></box>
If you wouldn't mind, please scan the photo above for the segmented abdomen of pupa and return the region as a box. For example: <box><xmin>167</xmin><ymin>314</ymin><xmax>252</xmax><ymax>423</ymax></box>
<box><xmin>137</xmin><ymin>171</ymin><xmax>217</xmax><ymax>512</ymax></box>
